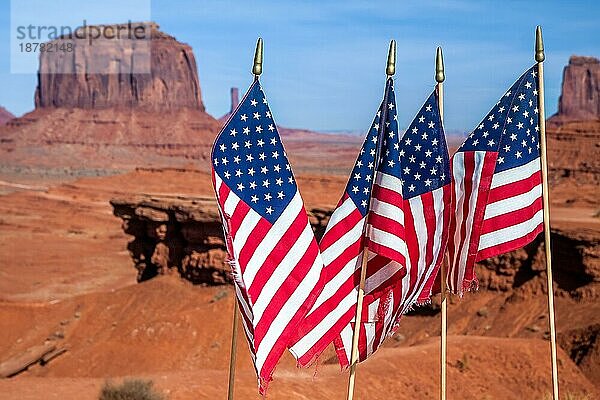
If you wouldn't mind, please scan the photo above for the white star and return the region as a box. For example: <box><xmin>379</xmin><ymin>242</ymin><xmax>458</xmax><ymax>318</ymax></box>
<box><xmin>250</xmin><ymin>99</ymin><xmax>258</xmax><ymax>106</ymax></box>
<box><xmin>432</xmin><ymin>138</ymin><xmax>438</xmax><ymax>146</ymax></box>
<box><xmin>270</xmin><ymin>138</ymin><xmax>277</xmax><ymax>145</ymax></box>
<box><xmin>361</xmin><ymin>200</ymin><xmax>368</xmax><ymax>208</ymax></box>
<box><xmin>265</xmin><ymin>206</ymin><xmax>273</xmax><ymax>214</ymax></box>
<box><xmin>405</xmin><ymin>138</ymin><xmax>412</xmax><ymax>145</ymax></box>
<box><xmin>510</xmin><ymin>133</ymin><xmax>518</xmax><ymax>141</ymax></box>
<box><xmin>275</xmin><ymin>177</ymin><xmax>283</xmax><ymax>186</ymax></box>
<box><xmin>219</xmin><ymin>143</ymin><xmax>227</xmax><ymax>152</ymax></box>
<box><xmin>426</xmin><ymin>104</ymin><xmax>432</xmax><ymax>111</ymax></box>
<box><xmin>424</xmin><ymin>179</ymin><xmax>432</xmax><ymax>187</ymax></box>
<box><xmin>525</xmin><ymin>81</ymin><xmax>532</xmax><ymax>89</ymax></box>
<box><xmin>243</xmin><ymin>127</ymin><xmax>250</xmax><ymax>135</ymax></box>
<box><xmin>248</xmin><ymin>167</ymin><xmax>255</xmax><ymax>176</ymax></box>
<box><xmin>408</xmin><ymin>184</ymin><xmax>416</xmax><ymax>192</ymax></box>
<box><xmin>222</xmin><ymin>157</ymin><xmax>229</xmax><ymax>165</ymax></box>
<box><xmin>523</xmin><ymin>111</ymin><xmax>530</xmax><ymax>118</ymax></box>
<box><xmin>224</xmin><ymin>171</ymin><xmax>231</xmax><ymax>179</ymax></box>
<box><xmin>482</xmin><ymin>131</ymin><xmax>489</xmax><ymax>138</ymax></box>
<box><xmin>244</xmin><ymin>141</ymin><xmax>252</xmax><ymax>149</ymax></box>
<box><xmin>488</xmin><ymin>114</ymin><xmax>495</xmax><ymax>121</ymax></box>
<box><xmin>277</xmin><ymin>191</ymin><xmax>285</xmax><ymax>199</ymax></box>
<box><xmin>272</xmin><ymin>151</ymin><xmax>279</xmax><ymax>159</ymax></box>
<box><xmin>422</xmin><ymin>132</ymin><xmax>429</xmax><ymax>140</ymax></box>
<box><xmin>251</xmin><ymin>195</ymin><xmax>259</xmax><ymax>203</ymax></box>
<box><xmin>288</xmin><ymin>176</ymin><xmax>294</xmax><ymax>184</ymax></box>
<box><xmin>430</xmin><ymin>167</ymin><xmax>438</xmax><ymax>175</ymax></box>
<box><xmin>253</xmin><ymin>112</ymin><xmax>261</xmax><ymax>120</ymax></box>
<box><xmin>231</xmin><ymin>142</ymin><xmax>239</xmax><ymax>151</ymax></box>
<box><xmin>354</xmin><ymin>173</ymin><xmax>361</xmax><ymax>180</ymax></box>
<box><xmin>518</xmin><ymin>93</ymin><xmax>526</xmax><ymax>101</ymax></box>
<box><xmin>273</xmin><ymin>164</ymin><xmax>281</xmax><ymax>173</ymax></box>
<box><xmin>415</xmin><ymin>144</ymin><xmax>422</xmax><ymax>151</ymax></box>
<box><xmin>255</xmin><ymin>125</ymin><xmax>263</xmax><ymax>133</ymax></box>
<box><xmin>261</xmin><ymin>166</ymin><xmax>269</xmax><ymax>175</ymax></box>
<box><xmin>235</xmin><ymin>169</ymin><xmax>243</xmax><ymax>177</ymax></box>
<box><xmin>230</xmin><ymin>128</ymin><xmax>237</xmax><ymax>136</ymax></box>
<box><xmin>517</xmin><ymin>122</ymin><xmax>524</xmax><ymax>130</ymax></box>
<box><xmin>259</xmin><ymin>152</ymin><xmax>266</xmax><ymax>161</ymax></box>
<box><xmin>388</xmin><ymin>102</ymin><xmax>395</xmax><ymax>110</ymax></box>
<box><xmin>412</xmin><ymin>127</ymin><xmax>418</xmax><ymax>134</ymax></box>
<box><xmin>472</xmin><ymin>139</ymin><xmax>479</xmax><ymax>146</ymax></box>
<box><xmin>419</xmin><ymin>116</ymin><xmax>425</xmax><ymax>123</ymax></box>
<box><xmin>419</xmin><ymin>161</ymin><xmax>426</xmax><ymax>169</ymax></box>
<box><xmin>515</xmin><ymin>151</ymin><xmax>522</xmax><ymax>159</ymax></box>
<box><xmin>488</xmin><ymin>139</ymin><xmax>495</xmax><ymax>147</ymax></box>
<box><xmin>352</xmin><ymin>186</ymin><xmax>359</xmax><ymax>193</ymax></box>
<box><xmin>435</xmin><ymin>156</ymin><xmax>443</xmax><ymax>164</ymax></box>
<box><xmin>414</xmin><ymin>172</ymin><xmax>421</xmax><ymax>180</ymax></box>
<box><xmin>268</xmin><ymin>124</ymin><xmax>275</xmax><ymax>132</ymax></box>
<box><xmin>498</xmin><ymin>106</ymin><xmax>505</xmax><ymax>113</ymax></box>
<box><xmin>233</xmin><ymin>156</ymin><xmax>241</xmax><ymax>164</ymax></box>
<box><xmin>363</xmin><ymin>187</ymin><xmax>369</xmax><ymax>195</ymax></box>
<box><xmin>240</xmin><ymin>114</ymin><xmax>248</xmax><ymax>122</ymax></box>
<box><xmin>263</xmin><ymin>179</ymin><xmax>270</xmax><ymax>188</ymax></box>
<box><xmin>492</xmin><ymin>122</ymin><xmax>500</xmax><ymax>129</ymax></box>
<box><xmin>237</xmin><ymin>183</ymin><xmax>245</xmax><ymax>191</ymax></box>
<box><xmin>409</xmin><ymin>155</ymin><xmax>416</xmax><ymax>163</ymax></box>
<box><xmin>249</xmin><ymin>181</ymin><xmax>257</xmax><ymax>189</ymax></box>
<box><xmin>425</xmin><ymin>150</ymin><xmax>432</xmax><ymax>157</ymax></box>
<box><xmin>388</xmin><ymin>160</ymin><xmax>395</xmax><ymax>167</ymax></box>
<box><xmin>497</xmin><ymin>157</ymin><xmax>504</xmax><ymax>164</ymax></box>
<box><xmin>213</xmin><ymin>158</ymin><xmax>219</xmax><ymax>166</ymax></box>
<box><xmin>257</xmin><ymin>139</ymin><xmax>265</xmax><ymax>147</ymax></box>
<box><xmin>266</xmin><ymin>111</ymin><xmax>271</xmax><ymax>118</ymax></box>
<box><xmin>512</xmin><ymin>105</ymin><xmax>519</xmax><ymax>112</ymax></box>
<box><xmin>403</xmin><ymin>167</ymin><xmax>411</xmax><ymax>174</ymax></box>
<box><xmin>503</xmin><ymin>145</ymin><xmax>510</xmax><ymax>152</ymax></box>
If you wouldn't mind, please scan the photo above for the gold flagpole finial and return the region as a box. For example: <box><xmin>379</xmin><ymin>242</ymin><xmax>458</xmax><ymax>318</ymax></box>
<box><xmin>436</xmin><ymin>46</ymin><xmax>445</xmax><ymax>83</ymax></box>
<box><xmin>386</xmin><ymin>40</ymin><xmax>396</xmax><ymax>76</ymax></box>
<box><xmin>535</xmin><ymin>26</ymin><xmax>545</xmax><ymax>63</ymax></box>
<box><xmin>253</xmin><ymin>37</ymin><xmax>263</xmax><ymax>76</ymax></box>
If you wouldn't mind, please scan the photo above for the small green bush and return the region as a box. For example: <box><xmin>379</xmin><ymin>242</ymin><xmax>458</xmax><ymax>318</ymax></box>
<box><xmin>99</xmin><ymin>379</ymin><xmax>166</xmax><ymax>400</ymax></box>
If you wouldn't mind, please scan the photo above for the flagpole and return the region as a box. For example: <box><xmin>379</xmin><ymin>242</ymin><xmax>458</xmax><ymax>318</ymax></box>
<box><xmin>535</xmin><ymin>26</ymin><xmax>560</xmax><ymax>400</ymax></box>
<box><xmin>434</xmin><ymin>46</ymin><xmax>447</xmax><ymax>400</ymax></box>
<box><xmin>346</xmin><ymin>39</ymin><xmax>396</xmax><ymax>400</ymax></box>
<box><xmin>226</xmin><ymin>37</ymin><xmax>263</xmax><ymax>400</ymax></box>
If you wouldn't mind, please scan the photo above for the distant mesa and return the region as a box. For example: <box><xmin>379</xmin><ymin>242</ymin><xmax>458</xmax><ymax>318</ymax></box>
<box><xmin>0</xmin><ymin>22</ymin><xmax>221</xmax><ymax>170</ymax></box>
<box><xmin>551</xmin><ymin>55</ymin><xmax>600</xmax><ymax>122</ymax></box>
<box><xmin>35</xmin><ymin>22</ymin><xmax>205</xmax><ymax>112</ymax></box>
<box><xmin>0</xmin><ymin>106</ymin><xmax>15</xmax><ymax>125</ymax></box>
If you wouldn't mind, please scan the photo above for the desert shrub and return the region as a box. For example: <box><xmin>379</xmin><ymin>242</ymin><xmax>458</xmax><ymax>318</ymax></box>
<box><xmin>99</xmin><ymin>379</ymin><xmax>165</xmax><ymax>400</ymax></box>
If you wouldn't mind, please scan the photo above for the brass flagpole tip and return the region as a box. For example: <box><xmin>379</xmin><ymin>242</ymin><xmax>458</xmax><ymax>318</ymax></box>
<box><xmin>535</xmin><ymin>26</ymin><xmax>545</xmax><ymax>63</ymax></box>
<box><xmin>386</xmin><ymin>39</ymin><xmax>396</xmax><ymax>76</ymax></box>
<box><xmin>253</xmin><ymin>37</ymin><xmax>263</xmax><ymax>76</ymax></box>
<box><xmin>435</xmin><ymin>46</ymin><xmax>445</xmax><ymax>83</ymax></box>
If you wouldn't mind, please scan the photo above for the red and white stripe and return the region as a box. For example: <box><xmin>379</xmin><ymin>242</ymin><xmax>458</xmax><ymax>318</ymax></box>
<box><xmin>289</xmin><ymin>171</ymin><xmax>406</xmax><ymax>366</ymax></box>
<box><xmin>335</xmin><ymin>184</ymin><xmax>451</xmax><ymax>365</ymax></box>
<box><xmin>477</xmin><ymin>157</ymin><xmax>543</xmax><ymax>259</ymax></box>
<box><xmin>213</xmin><ymin>171</ymin><xmax>323</xmax><ymax>394</ymax></box>
<box><xmin>448</xmin><ymin>153</ymin><xmax>543</xmax><ymax>295</ymax></box>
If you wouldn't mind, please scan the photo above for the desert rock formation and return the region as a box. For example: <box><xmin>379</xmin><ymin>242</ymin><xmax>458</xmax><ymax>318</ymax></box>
<box><xmin>0</xmin><ymin>107</ymin><xmax>14</xmax><ymax>125</ymax></box>
<box><xmin>35</xmin><ymin>22</ymin><xmax>204</xmax><ymax>112</ymax></box>
<box><xmin>553</xmin><ymin>56</ymin><xmax>600</xmax><ymax>121</ymax></box>
<box><xmin>110</xmin><ymin>192</ymin><xmax>332</xmax><ymax>285</ymax></box>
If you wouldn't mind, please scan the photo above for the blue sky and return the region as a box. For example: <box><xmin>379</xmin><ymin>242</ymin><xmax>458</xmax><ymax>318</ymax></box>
<box><xmin>0</xmin><ymin>0</ymin><xmax>598</xmax><ymax>133</ymax></box>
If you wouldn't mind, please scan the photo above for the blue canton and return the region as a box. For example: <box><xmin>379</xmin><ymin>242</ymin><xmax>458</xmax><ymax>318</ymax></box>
<box><xmin>212</xmin><ymin>80</ymin><xmax>296</xmax><ymax>224</ymax></box>
<box><xmin>399</xmin><ymin>90</ymin><xmax>451</xmax><ymax>199</ymax></box>
<box><xmin>346</xmin><ymin>79</ymin><xmax>397</xmax><ymax>215</ymax></box>
<box><xmin>459</xmin><ymin>65</ymin><xmax>540</xmax><ymax>173</ymax></box>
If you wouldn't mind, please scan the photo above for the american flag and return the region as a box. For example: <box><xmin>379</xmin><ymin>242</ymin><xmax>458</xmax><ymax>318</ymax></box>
<box><xmin>335</xmin><ymin>88</ymin><xmax>452</xmax><ymax>366</ymax></box>
<box><xmin>290</xmin><ymin>79</ymin><xmax>407</xmax><ymax>367</ymax></box>
<box><xmin>211</xmin><ymin>79</ymin><xmax>324</xmax><ymax>394</ymax></box>
<box><xmin>447</xmin><ymin>65</ymin><xmax>543</xmax><ymax>295</ymax></box>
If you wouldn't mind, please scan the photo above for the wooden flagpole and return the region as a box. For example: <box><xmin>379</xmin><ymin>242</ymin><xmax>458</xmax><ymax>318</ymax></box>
<box><xmin>435</xmin><ymin>47</ymin><xmax>447</xmax><ymax>400</ymax></box>
<box><xmin>346</xmin><ymin>39</ymin><xmax>396</xmax><ymax>400</ymax></box>
<box><xmin>535</xmin><ymin>26</ymin><xmax>560</xmax><ymax>400</ymax></box>
<box><xmin>226</xmin><ymin>37</ymin><xmax>264</xmax><ymax>400</ymax></box>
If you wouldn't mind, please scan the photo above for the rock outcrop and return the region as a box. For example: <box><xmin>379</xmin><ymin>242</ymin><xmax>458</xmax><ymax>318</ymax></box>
<box><xmin>553</xmin><ymin>56</ymin><xmax>600</xmax><ymax>121</ymax></box>
<box><xmin>546</xmin><ymin>55</ymin><xmax>600</xmax><ymax>192</ymax></box>
<box><xmin>0</xmin><ymin>106</ymin><xmax>14</xmax><ymax>125</ymax></box>
<box><xmin>110</xmin><ymin>194</ymin><xmax>331</xmax><ymax>285</ymax></box>
<box><xmin>35</xmin><ymin>22</ymin><xmax>204</xmax><ymax>111</ymax></box>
